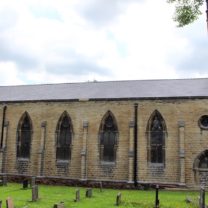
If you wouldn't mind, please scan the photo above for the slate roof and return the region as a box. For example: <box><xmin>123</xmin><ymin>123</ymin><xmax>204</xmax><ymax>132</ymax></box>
<box><xmin>0</xmin><ymin>78</ymin><xmax>208</xmax><ymax>102</ymax></box>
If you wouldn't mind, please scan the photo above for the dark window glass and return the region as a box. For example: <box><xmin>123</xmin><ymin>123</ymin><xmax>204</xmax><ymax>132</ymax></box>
<box><xmin>149</xmin><ymin>114</ymin><xmax>165</xmax><ymax>164</ymax></box>
<box><xmin>100</xmin><ymin>114</ymin><xmax>117</xmax><ymax>162</ymax></box>
<box><xmin>199</xmin><ymin>157</ymin><xmax>208</xmax><ymax>168</ymax></box>
<box><xmin>17</xmin><ymin>114</ymin><xmax>32</xmax><ymax>158</ymax></box>
<box><xmin>199</xmin><ymin>151</ymin><xmax>208</xmax><ymax>168</ymax></box>
<box><xmin>56</xmin><ymin>115</ymin><xmax>72</xmax><ymax>160</ymax></box>
<box><xmin>199</xmin><ymin>115</ymin><xmax>208</xmax><ymax>129</ymax></box>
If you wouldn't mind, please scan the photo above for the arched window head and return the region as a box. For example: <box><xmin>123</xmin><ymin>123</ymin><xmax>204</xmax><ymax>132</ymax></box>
<box><xmin>99</xmin><ymin>111</ymin><xmax>118</xmax><ymax>162</ymax></box>
<box><xmin>56</xmin><ymin>112</ymin><xmax>73</xmax><ymax>161</ymax></box>
<box><xmin>193</xmin><ymin>150</ymin><xmax>208</xmax><ymax>185</ymax></box>
<box><xmin>147</xmin><ymin>110</ymin><xmax>166</xmax><ymax>164</ymax></box>
<box><xmin>195</xmin><ymin>150</ymin><xmax>208</xmax><ymax>169</ymax></box>
<box><xmin>17</xmin><ymin>112</ymin><xmax>32</xmax><ymax>158</ymax></box>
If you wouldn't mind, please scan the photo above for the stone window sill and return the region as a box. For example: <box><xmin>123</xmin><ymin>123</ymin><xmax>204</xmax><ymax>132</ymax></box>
<box><xmin>148</xmin><ymin>163</ymin><xmax>164</xmax><ymax>168</ymax></box>
<box><xmin>56</xmin><ymin>160</ymin><xmax>70</xmax><ymax>165</ymax></box>
<box><xmin>199</xmin><ymin>126</ymin><xmax>208</xmax><ymax>130</ymax></box>
<box><xmin>17</xmin><ymin>158</ymin><xmax>30</xmax><ymax>162</ymax></box>
<box><xmin>194</xmin><ymin>168</ymin><xmax>208</xmax><ymax>172</ymax></box>
<box><xmin>100</xmin><ymin>161</ymin><xmax>116</xmax><ymax>166</ymax></box>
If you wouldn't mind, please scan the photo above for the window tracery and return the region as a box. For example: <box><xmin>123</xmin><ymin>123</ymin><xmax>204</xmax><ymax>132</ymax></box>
<box><xmin>147</xmin><ymin>110</ymin><xmax>166</xmax><ymax>164</ymax></box>
<box><xmin>56</xmin><ymin>112</ymin><xmax>72</xmax><ymax>161</ymax></box>
<box><xmin>199</xmin><ymin>115</ymin><xmax>208</xmax><ymax>130</ymax></box>
<box><xmin>17</xmin><ymin>112</ymin><xmax>32</xmax><ymax>159</ymax></box>
<box><xmin>99</xmin><ymin>111</ymin><xmax>118</xmax><ymax>162</ymax></box>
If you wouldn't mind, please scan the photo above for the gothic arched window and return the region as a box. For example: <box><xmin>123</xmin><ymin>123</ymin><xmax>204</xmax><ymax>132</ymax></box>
<box><xmin>56</xmin><ymin>112</ymin><xmax>72</xmax><ymax>161</ymax></box>
<box><xmin>99</xmin><ymin>111</ymin><xmax>118</xmax><ymax>162</ymax></box>
<box><xmin>147</xmin><ymin>110</ymin><xmax>167</xmax><ymax>164</ymax></box>
<box><xmin>17</xmin><ymin>112</ymin><xmax>32</xmax><ymax>158</ymax></box>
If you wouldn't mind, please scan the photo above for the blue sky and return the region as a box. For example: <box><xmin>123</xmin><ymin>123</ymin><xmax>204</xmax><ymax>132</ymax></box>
<box><xmin>0</xmin><ymin>0</ymin><xmax>207</xmax><ymax>85</ymax></box>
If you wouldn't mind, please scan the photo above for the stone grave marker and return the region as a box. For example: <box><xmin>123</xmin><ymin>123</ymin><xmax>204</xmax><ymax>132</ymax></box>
<box><xmin>22</xmin><ymin>179</ymin><xmax>29</xmax><ymax>189</ymax></box>
<box><xmin>32</xmin><ymin>185</ymin><xmax>39</xmax><ymax>202</ymax></box>
<box><xmin>99</xmin><ymin>181</ymin><xmax>103</xmax><ymax>192</ymax></box>
<box><xmin>74</xmin><ymin>189</ymin><xmax>80</xmax><ymax>202</ymax></box>
<box><xmin>53</xmin><ymin>202</ymin><xmax>65</xmax><ymax>208</ymax></box>
<box><xmin>185</xmin><ymin>196</ymin><xmax>192</xmax><ymax>203</ymax></box>
<box><xmin>86</xmin><ymin>188</ymin><xmax>92</xmax><ymax>198</ymax></box>
<box><xmin>0</xmin><ymin>175</ymin><xmax>7</xmax><ymax>186</ymax></box>
<box><xmin>6</xmin><ymin>197</ymin><xmax>14</xmax><ymax>208</ymax></box>
<box><xmin>30</xmin><ymin>176</ymin><xmax>36</xmax><ymax>188</ymax></box>
<box><xmin>2</xmin><ymin>175</ymin><xmax>7</xmax><ymax>186</ymax></box>
<box><xmin>116</xmin><ymin>192</ymin><xmax>121</xmax><ymax>206</ymax></box>
<box><xmin>199</xmin><ymin>186</ymin><xmax>205</xmax><ymax>208</ymax></box>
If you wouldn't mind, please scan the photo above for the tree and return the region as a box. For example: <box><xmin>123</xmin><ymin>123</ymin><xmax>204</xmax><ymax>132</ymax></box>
<box><xmin>167</xmin><ymin>0</ymin><xmax>206</xmax><ymax>27</ymax></box>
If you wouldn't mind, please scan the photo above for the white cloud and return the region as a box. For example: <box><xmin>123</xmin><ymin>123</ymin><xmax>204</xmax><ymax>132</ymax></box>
<box><xmin>0</xmin><ymin>0</ymin><xmax>207</xmax><ymax>86</ymax></box>
<box><xmin>0</xmin><ymin>62</ymin><xmax>23</xmax><ymax>85</ymax></box>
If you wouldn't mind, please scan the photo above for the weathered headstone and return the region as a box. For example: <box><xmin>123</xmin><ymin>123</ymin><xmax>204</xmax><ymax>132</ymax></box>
<box><xmin>199</xmin><ymin>186</ymin><xmax>205</xmax><ymax>208</ymax></box>
<box><xmin>116</xmin><ymin>192</ymin><xmax>121</xmax><ymax>206</ymax></box>
<box><xmin>6</xmin><ymin>197</ymin><xmax>14</xmax><ymax>208</ymax></box>
<box><xmin>86</xmin><ymin>188</ymin><xmax>92</xmax><ymax>198</ymax></box>
<box><xmin>99</xmin><ymin>181</ymin><xmax>103</xmax><ymax>192</ymax></box>
<box><xmin>2</xmin><ymin>175</ymin><xmax>7</xmax><ymax>186</ymax></box>
<box><xmin>32</xmin><ymin>185</ymin><xmax>39</xmax><ymax>202</ymax></box>
<box><xmin>30</xmin><ymin>176</ymin><xmax>36</xmax><ymax>187</ymax></box>
<box><xmin>22</xmin><ymin>179</ymin><xmax>29</xmax><ymax>189</ymax></box>
<box><xmin>53</xmin><ymin>202</ymin><xmax>65</xmax><ymax>208</ymax></box>
<box><xmin>155</xmin><ymin>185</ymin><xmax>160</xmax><ymax>208</ymax></box>
<box><xmin>74</xmin><ymin>189</ymin><xmax>80</xmax><ymax>202</ymax></box>
<box><xmin>185</xmin><ymin>196</ymin><xmax>192</xmax><ymax>203</ymax></box>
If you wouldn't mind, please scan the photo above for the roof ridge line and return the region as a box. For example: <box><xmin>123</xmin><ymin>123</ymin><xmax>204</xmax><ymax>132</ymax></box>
<box><xmin>0</xmin><ymin>77</ymin><xmax>208</xmax><ymax>87</ymax></box>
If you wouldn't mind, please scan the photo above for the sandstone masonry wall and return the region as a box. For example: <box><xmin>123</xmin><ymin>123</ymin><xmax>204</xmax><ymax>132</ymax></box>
<box><xmin>0</xmin><ymin>98</ymin><xmax>207</xmax><ymax>187</ymax></box>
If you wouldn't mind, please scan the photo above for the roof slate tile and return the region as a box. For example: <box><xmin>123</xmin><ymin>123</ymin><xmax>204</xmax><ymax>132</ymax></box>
<box><xmin>0</xmin><ymin>78</ymin><xmax>207</xmax><ymax>102</ymax></box>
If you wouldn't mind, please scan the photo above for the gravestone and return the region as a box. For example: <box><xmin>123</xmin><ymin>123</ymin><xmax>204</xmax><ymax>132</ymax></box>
<box><xmin>6</xmin><ymin>197</ymin><xmax>14</xmax><ymax>208</ymax></box>
<box><xmin>199</xmin><ymin>172</ymin><xmax>208</xmax><ymax>186</ymax></box>
<box><xmin>3</xmin><ymin>175</ymin><xmax>7</xmax><ymax>186</ymax></box>
<box><xmin>53</xmin><ymin>202</ymin><xmax>65</xmax><ymax>208</ymax></box>
<box><xmin>0</xmin><ymin>175</ymin><xmax>6</xmax><ymax>186</ymax></box>
<box><xmin>116</xmin><ymin>192</ymin><xmax>121</xmax><ymax>206</ymax></box>
<box><xmin>155</xmin><ymin>185</ymin><xmax>160</xmax><ymax>208</ymax></box>
<box><xmin>99</xmin><ymin>181</ymin><xmax>103</xmax><ymax>192</ymax></box>
<box><xmin>86</xmin><ymin>188</ymin><xmax>92</xmax><ymax>198</ymax></box>
<box><xmin>22</xmin><ymin>179</ymin><xmax>28</xmax><ymax>189</ymax></box>
<box><xmin>199</xmin><ymin>186</ymin><xmax>205</xmax><ymax>208</ymax></box>
<box><xmin>32</xmin><ymin>185</ymin><xmax>39</xmax><ymax>202</ymax></box>
<box><xmin>185</xmin><ymin>196</ymin><xmax>192</xmax><ymax>203</ymax></box>
<box><xmin>74</xmin><ymin>189</ymin><xmax>80</xmax><ymax>202</ymax></box>
<box><xmin>30</xmin><ymin>176</ymin><xmax>36</xmax><ymax>187</ymax></box>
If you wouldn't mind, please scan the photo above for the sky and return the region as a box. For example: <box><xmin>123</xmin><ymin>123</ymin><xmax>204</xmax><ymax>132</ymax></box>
<box><xmin>0</xmin><ymin>0</ymin><xmax>207</xmax><ymax>86</ymax></box>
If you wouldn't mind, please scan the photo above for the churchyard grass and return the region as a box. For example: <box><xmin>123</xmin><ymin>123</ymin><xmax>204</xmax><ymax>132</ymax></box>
<box><xmin>0</xmin><ymin>183</ymin><xmax>203</xmax><ymax>208</ymax></box>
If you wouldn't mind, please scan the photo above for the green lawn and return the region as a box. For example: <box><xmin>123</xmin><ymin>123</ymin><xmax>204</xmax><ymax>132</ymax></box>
<box><xmin>0</xmin><ymin>183</ymin><xmax>203</xmax><ymax>208</ymax></box>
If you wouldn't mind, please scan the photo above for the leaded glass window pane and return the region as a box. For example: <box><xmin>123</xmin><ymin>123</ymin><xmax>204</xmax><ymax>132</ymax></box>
<box><xmin>17</xmin><ymin>114</ymin><xmax>32</xmax><ymax>158</ymax></box>
<box><xmin>149</xmin><ymin>113</ymin><xmax>166</xmax><ymax>164</ymax></box>
<box><xmin>100</xmin><ymin>113</ymin><xmax>118</xmax><ymax>162</ymax></box>
<box><xmin>56</xmin><ymin>114</ymin><xmax>72</xmax><ymax>160</ymax></box>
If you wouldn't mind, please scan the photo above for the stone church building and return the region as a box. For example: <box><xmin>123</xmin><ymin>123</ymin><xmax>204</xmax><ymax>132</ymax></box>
<box><xmin>0</xmin><ymin>78</ymin><xmax>208</xmax><ymax>188</ymax></box>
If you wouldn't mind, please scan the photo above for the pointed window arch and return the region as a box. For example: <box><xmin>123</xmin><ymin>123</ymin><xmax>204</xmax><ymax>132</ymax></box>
<box><xmin>17</xmin><ymin>112</ymin><xmax>32</xmax><ymax>158</ymax></box>
<box><xmin>147</xmin><ymin>110</ymin><xmax>167</xmax><ymax>164</ymax></box>
<box><xmin>193</xmin><ymin>150</ymin><xmax>208</xmax><ymax>185</ymax></box>
<box><xmin>56</xmin><ymin>112</ymin><xmax>73</xmax><ymax>160</ymax></box>
<box><xmin>99</xmin><ymin>111</ymin><xmax>118</xmax><ymax>162</ymax></box>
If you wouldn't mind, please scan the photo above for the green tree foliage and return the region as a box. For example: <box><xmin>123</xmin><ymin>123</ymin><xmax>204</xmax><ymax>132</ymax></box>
<box><xmin>167</xmin><ymin>0</ymin><xmax>204</xmax><ymax>27</ymax></box>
